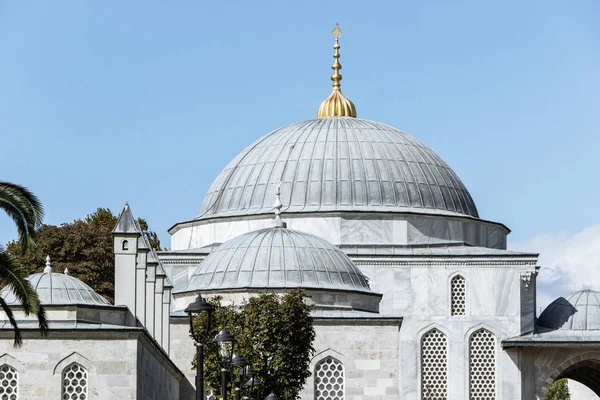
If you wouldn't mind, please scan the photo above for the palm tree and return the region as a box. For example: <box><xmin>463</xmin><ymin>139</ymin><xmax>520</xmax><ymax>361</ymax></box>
<box><xmin>0</xmin><ymin>181</ymin><xmax>48</xmax><ymax>345</ymax></box>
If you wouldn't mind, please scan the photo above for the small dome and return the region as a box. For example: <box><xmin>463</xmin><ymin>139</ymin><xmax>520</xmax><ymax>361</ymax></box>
<box><xmin>1</xmin><ymin>271</ymin><xmax>110</xmax><ymax>306</ymax></box>
<box><xmin>198</xmin><ymin>118</ymin><xmax>478</xmax><ymax>220</ymax></box>
<box><xmin>180</xmin><ymin>227</ymin><xmax>372</xmax><ymax>293</ymax></box>
<box><xmin>538</xmin><ymin>290</ymin><xmax>600</xmax><ymax>330</ymax></box>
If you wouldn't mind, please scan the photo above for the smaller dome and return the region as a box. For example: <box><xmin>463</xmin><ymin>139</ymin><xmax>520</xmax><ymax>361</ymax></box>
<box><xmin>1</xmin><ymin>271</ymin><xmax>110</xmax><ymax>306</ymax></box>
<box><xmin>538</xmin><ymin>290</ymin><xmax>600</xmax><ymax>330</ymax></box>
<box><xmin>180</xmin><ymin>227</ymin><xmax>372</xmax><ymax>293</ymax></box>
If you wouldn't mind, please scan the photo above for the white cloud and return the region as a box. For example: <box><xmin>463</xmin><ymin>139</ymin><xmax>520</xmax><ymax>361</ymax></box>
<box><xmin>569</xmin><ymin>379</ymin><xmax>599</xmax><ymax>399</ymax></box>
<box><xmin>510</xmin><ymin>225</ymin><xmax>600</xmax><ymax>313</ymax></box>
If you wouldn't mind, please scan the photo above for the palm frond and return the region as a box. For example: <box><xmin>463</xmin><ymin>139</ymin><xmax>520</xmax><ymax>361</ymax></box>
<box><xmin>0</xmin><ymin>182</ymin><xmax>44</xmax><ymax>253</ymax></box>
<box><xmin>0</xmin><ymin>296</ymin><xmax>23</xmax><ymax>347</ymax></box>
<box><xmin>0</xmin><ymin>249</ymin><xmax>43</xmax><ymax>316</ymax></box>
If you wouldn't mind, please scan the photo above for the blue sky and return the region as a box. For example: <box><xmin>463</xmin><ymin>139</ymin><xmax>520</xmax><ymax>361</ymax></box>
<box><xmin>1</xmin><ymin>1</ymin><xmax>599</xmax><ymax>248</ymax></box>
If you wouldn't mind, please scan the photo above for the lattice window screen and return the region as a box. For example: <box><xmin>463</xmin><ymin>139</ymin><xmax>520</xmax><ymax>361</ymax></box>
<box><xmin>421</xmin><ymin>328</ymin><xmax>448</xmax><ymax>400</ymax></box>
<box><xmin>314</xmin><ymin>356</ymin><xmax>344</xmax><ymax>400</ymax></box>
<box><xmin>469</xmin><ymin>329</ymin><xmax>496</xmax><ymax>400</ymax></box>
<box><xmin>0</xmin><ymin>364</ymin><xmax>18</xmax><ymax>400</ymax></box>
<box><xmin>451</xmin><ymin>275</ymin><xmax>466</xmax><ymax>315</ymax></box>
<box><xmin>62</xmin><ymin>363</ymin><xmax>88</xmax><ymax>400</ymax></box>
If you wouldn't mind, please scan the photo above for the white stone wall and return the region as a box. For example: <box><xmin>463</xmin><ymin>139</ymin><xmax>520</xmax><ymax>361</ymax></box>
<box><xmin>353</xmin><ymin>259</ymin><xmax>536</xmax><ymax>400</ymax></box>
<box><xmin>169</xmin><ymin>318</ymin><xmax>197</xmax><ymax>396</ymax></box>
<box><xmin>170</xmin><ymin>213</ymin><xmax>508</xmax><ymax>250</ymax></box>
<box><xmin>301</xmin><ymin>322</ymin><xmax>401</xmax><ymax>400</ymax></box>
<box><xmin>0</xmin><ymin>332</ymin><xmax>183</xmax><ymax>399</ymax></box>
<box><xmin>137</xmin><ymin>338</ymin><xmax>180</xmax><ymax>400</ymax></box>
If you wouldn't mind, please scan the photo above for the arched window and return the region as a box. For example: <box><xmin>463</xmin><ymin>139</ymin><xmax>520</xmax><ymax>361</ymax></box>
<box><xmin>451</xmin><ymin>275</ymin><xmax>466</xmax><ymax>315</ymax></box>
<box><xmin>314</xmin><ymin>356</ymin><xmax>344</xmax><ymax>400</ymax></box>
<box><xmin>122</xmin><ymin>240</ymin><xmax>129</xmax><ymax>251</ymax></box>
<box><xmin>0</xmin><ymin>364</ymin><xmax>18</xmax><ymax>399</ymax></box>
<box><xmin>469</xmin><ymin>328</ymin><xmax>496</xmax><ymax>400</ymax></box>
<box><xmin>421</xmin><ymin>328</ymin><xmax>448</xmax><ymax>400</ymax></box>
<box><xmin>62</xmin><ymin>363</ymin><xmax>88</xmax><ymax>400</ymax></box>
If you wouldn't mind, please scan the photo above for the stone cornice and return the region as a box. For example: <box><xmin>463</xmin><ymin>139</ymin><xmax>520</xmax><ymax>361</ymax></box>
<box><xmin>354</xmin><ymin>258</ymin><xmax>538</xmax><ymax>267</ymax></box>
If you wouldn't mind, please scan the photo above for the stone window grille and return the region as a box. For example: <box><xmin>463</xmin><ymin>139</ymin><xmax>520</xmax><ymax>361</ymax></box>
<box><xmin>62</xmin><ymin>363</ymin><xmax>88</xmax><ymax>400</ymax></box>
<box><xmin>314</xmin><ymin>356</ymin><xmax>344</xmax><ymax>400</ymax></box>
<box><xmin>451</xmin><ymin>275</ymin><xmax>466</xmax><ymax>315</ymax></box>
<box><xmin>0</xmin><ymin>364</ymin><xmax>18</xmax><ymax>400</ymax></box>
<box><xmin>421</xmin><ymin>328</ymin><xmax>448</xmax><ymax>400</ymax></box>
<box><xmin>469</xmin><ymin>328</ymin><xmax>496</xmax><ymax>400</ymax></box>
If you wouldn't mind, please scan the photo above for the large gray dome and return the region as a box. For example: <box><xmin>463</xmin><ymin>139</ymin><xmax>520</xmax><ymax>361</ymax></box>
<box><xmin>180</xmin><ymin>226</ymin><xmax>372</xmax><ymax>293</ymax></box>
<box><xmin>538</xmin><ymin>290</ymin><xmax>600</xmax><ymax>330</ymax></box>
<box><xmin>197</xmin><ymin>117</ymin><xmax>478</xmax><ymax>220</ymax></box>
<box><xmin>1</xmin><ymin>271</ymin><xmax>110</xmax><ymax>306</ymax></box>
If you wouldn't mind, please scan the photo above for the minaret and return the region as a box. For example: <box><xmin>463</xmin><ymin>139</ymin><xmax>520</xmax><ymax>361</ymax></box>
<box><xmin>112</xmin><ymin>203</ymin><xmax>141</xmax><ymax>325</ymax></box>
<box><xmin>317</xmin><ymin>23</ymin><xmax>357</xmax><ymax>118</ymax></box>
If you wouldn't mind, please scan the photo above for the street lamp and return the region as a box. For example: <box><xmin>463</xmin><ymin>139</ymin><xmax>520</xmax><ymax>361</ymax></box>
<box><xmin>185</xmin><ymin>294</ymin><xmax>215</xmax><ymax>400</ymax></box>
<box><xmin>213</xmin><ymin>329</ymin><xmax>236</xmax><ymax>400</ymax></box>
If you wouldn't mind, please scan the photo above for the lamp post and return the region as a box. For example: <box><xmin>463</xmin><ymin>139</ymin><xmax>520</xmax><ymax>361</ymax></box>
<box><xmin>213</xmin><ymin>329</ymin><xmax>236</xmax><ymax>400</ymax></box>
<box><xmin>185</xmin><ymin>295</ymin><xmax>215</xmax><ymax>400</ymax></box>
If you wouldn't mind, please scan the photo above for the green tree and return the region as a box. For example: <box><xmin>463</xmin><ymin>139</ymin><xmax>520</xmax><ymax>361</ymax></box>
<box><xmin>193</xmin><ymin>289</ymin><xmax>315</xmax><ymax>400</ymax></box>
<box><xmin>0</xmin><ymin>181</ymin><xmax>49</xmax><ymax>346</ymax></box>
<box><xmin>545</xmin><ymin>379</ymin><xmax>570</xmax><ymax>400</ymax></box>
<box><xmin>7</xmin><ymin>207</ymin><xmax>163</xmax><ymax>303</ymax></box>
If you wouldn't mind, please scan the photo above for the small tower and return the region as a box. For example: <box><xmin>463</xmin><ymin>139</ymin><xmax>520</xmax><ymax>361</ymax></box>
<box><xmin>112</xmin><ymin>203</ymin><xmax>141</xmax><ymax>324</ymax></box>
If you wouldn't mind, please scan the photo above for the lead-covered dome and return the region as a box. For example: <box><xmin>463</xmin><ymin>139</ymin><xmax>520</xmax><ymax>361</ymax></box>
<box><xmin>538</xmin><ymin>290</ymin><xmax>600</xmax><ymax>330</ymax></box>
<box><xmin>198</xmin><ymin>118</ymin><xmax>478</xmax><ymax>220</ymax></box>
<box><xmin>1</xmin><ymin>270</ymin><xmax>110</xmax><ymax>306</ymax></box>
<box><xmin>179</xmin><ymin>226</ymin><xmax>372</xmax><ymax>293</ymax></box>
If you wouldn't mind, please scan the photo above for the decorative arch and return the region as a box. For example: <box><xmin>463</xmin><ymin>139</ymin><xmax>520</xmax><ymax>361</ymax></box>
<box><xmin>0</xmin><ymin>356</ymin><xmax>20</xmax><ymax>400</ymax></box>
<box><xmin>53</xmin><ymin>352</ymin><xmax>97</xmax><ymax>400</ymax></box>
<box><xmin>468</xmin><ymin>328</ymin><xmax>497</xmax><ymax>399</ymax></box>
<box><xmin>419</xmin><ymin>327</ymin><xmax>449</xmax><ymax>400</ymax></box>
<box><xmin>53</xmin><ymin>352</ymin><xmax>95</xmax><ymax>376</ymax></box>
<box><xmin>314</xmin><ymin>356</ymin><xmax>344</xmax><ymax>400</ymax></box>
<box><xmin>538</xmin><ymin>352</ymin><xmax>600</xmax><ymax>397</ymax></box>
<box><xmin>449</xmin><ymin>273</ymin><xmax>467</xmax><ymax>316</ymax></box>
<box><xmin>0</xmin><ymin>354</ymin><xmax>23</xmax><ymax>371</ymax></box>
<box><xmin>310</xmin><ymin>349</ymin><xmax>349</xmax><ymax>400</ymax></box>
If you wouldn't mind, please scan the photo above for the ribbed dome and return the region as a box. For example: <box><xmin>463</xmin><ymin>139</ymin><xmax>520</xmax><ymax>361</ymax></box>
<box><xmin>1</xmin><ymin>271</ymin><xmax>110</xmax><ymax>306</ymax></box>
<box><xmin>197</xmin><ymin>118</ymin><xmax>478</xmax><ymax>220</ymax></box>
<box><xmin>180</xmin><ymin>227</ymin><xmax>372</xmax><ymax>293</ymax></box>
<box><xmin>538</xmin><ymin>290</ymin><xmax>600</xmax><ymax>330</ymax></box>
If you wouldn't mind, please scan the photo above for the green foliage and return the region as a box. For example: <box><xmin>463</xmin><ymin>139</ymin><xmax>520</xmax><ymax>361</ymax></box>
<box><xmin>0</xmin><ymin>181</ymin><xmax>48</xmax><ymax>346</ymax></box>
<box><xmin>192</xmin><ymin>290</ymin><xmax>315</xmax><ymax>400</ymax></box>
<box><xmin>7</xmin><ymin>207</ymin><xmax>163</xmax><ymax>303</ymax></box>
<box><xmin>545</xmin><ymin>379</ymin><xmax>570</xmax><ymax>400</ymax></box>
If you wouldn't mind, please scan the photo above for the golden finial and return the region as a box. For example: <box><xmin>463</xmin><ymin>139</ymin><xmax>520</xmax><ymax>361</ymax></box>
<box><xmin>317</xmin><ymin>23</ymin><xmax>357</xmax><ymax>118</ymax></box>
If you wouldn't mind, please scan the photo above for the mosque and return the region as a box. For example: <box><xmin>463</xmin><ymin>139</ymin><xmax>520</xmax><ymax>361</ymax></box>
<box><xmin>1</xmin><ymin>25</ymin><xmax>600</xmax><ymax>400</ymax></box>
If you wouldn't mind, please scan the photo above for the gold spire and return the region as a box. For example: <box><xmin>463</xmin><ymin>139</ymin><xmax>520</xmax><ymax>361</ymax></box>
<box><xmin>317</xmin><ymin>23</ymin><xmax>357</xmax><ymax>118</ymax></box>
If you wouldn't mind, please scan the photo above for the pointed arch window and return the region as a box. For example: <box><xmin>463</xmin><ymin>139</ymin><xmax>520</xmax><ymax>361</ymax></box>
<box><xmin>421</xmin><ymin>328</ymin><xmax>448</xmax><ymax>400</ymax></box>
<box><xmin>62</xmin><ymin>363</ymin><xmax>88</xmax><ymax>400</ymax></box>
<box><xmin>451</xmin><ymin>274</ymin><xmax>466</xmax><ymax>315</ymax></box>
<box><xmin>469</xmin><ymin>328</ymin><xmax>496</xmax><ymax>400</ymax></box>
<box><xmin>314</xmin><ymin>356</ymin><xmax>344</xmax><ymax>400</ymax></box>
<box><xmin>0</xmin><ymin>364</ymin><xmax>18</xmax><ymax>399</ymax></box>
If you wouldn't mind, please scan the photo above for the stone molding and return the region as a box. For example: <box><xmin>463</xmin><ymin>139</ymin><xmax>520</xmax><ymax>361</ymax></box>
<box><xmin>53</xmin><ymin>352</ymin><xmax>96</xmax><ymax>375</ymax></box>
<box><xmin>354</xmin><ymin>259</ymin><xmax>538</xmax><ymax>267</ymax></box>
<box><xmin>538</xmin><ymin>351</ymin><xmax>600</xmax><ymax>397</ymax></box>
<box><xmin>0</xmin><ymin>354</ymin><xmax>24</xmax><ymax>370</ymax></box>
